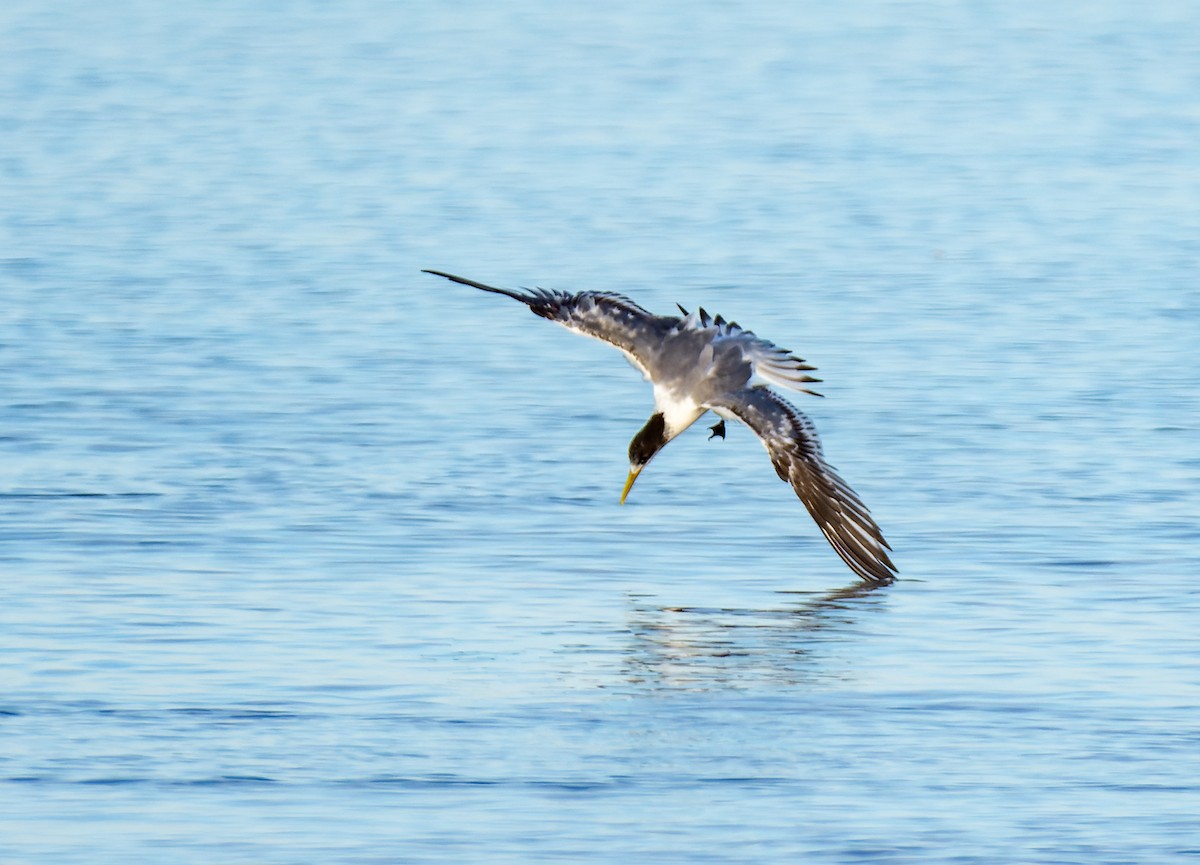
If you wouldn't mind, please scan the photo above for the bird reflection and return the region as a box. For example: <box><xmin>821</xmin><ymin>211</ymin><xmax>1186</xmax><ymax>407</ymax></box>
<box><xmin>621</xmin><ymin>580</ymin><xmax>890</xmax><ymax>691</ymax></box>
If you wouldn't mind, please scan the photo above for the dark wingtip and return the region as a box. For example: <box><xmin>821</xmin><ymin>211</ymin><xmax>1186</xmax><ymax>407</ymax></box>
<box><xmin>422</xmin><ymin>268</ymin><xmax>467</xmax><ymax>283</ymax></box>
<box><xmin>421</xmin><ymin>269</ymin><xmax>531</xmax><ymax>303</ymax></box>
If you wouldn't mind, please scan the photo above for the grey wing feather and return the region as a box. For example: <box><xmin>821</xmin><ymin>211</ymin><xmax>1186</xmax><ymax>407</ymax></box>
<box><xmin>707</xmin><ymin>387</ymin><xmax>897</xmax><ymax>584</ymax></box>
<box><xmin>423</xmin><ymin>270</ymin><xmax>670</xmax><ymax>373</ymax></box>
<box><xmin>541</xmin><ymin>291</ymin><xmax>670</xmax><ymax>367</ymax></box>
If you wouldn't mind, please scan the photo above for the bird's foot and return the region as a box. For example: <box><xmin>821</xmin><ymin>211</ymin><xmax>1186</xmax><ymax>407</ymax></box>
<box><xmin>708</xmin><ymin>420</ymin><xmax>726</xmax><ymax>440</ymax></box>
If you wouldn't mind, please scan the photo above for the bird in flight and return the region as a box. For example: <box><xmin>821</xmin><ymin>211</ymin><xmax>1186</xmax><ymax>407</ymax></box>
<box><xmin>423</xmin><ymin>269</ymin><xmax>897</xmax><ymax>585</ymax></box>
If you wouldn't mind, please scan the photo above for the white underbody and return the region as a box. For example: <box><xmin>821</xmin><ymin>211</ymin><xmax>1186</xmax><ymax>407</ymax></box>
<box><xmin>652</xmin><ymin>384</ymin><xmax>709</xmax><ymax>438</ymax></box>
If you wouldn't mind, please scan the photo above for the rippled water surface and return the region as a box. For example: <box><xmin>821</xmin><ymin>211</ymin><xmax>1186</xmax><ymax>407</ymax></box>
<box><xmin>3</xmin><ymin>1</ymin><xmax>1199</xmax><ymax>862</ymax></box>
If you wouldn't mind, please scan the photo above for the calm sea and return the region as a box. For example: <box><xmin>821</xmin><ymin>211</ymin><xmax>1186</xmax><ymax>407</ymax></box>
<box><xmin>2</xmin><ymin>1</ymin><xmax>1198</xmax><ymax>862</ymax></box>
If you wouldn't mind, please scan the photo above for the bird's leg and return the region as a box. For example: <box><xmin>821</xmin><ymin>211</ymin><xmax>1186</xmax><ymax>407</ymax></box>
<box><xmin>708</xmin><ymin>419</ymin><xmax>726</xmax><ymax>440</ymax></box>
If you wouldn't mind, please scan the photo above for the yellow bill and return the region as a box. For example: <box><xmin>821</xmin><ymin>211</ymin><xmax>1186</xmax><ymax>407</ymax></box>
<box><xmin>619</xmin><ymin>468</ymin><xmax>642</xmax><ymax>505</ymax></box>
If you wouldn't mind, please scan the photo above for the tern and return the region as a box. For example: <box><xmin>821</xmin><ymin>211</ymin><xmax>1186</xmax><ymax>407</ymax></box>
<box><xmin>423</xmin><ymin>269</ymin><xmax>897</xmax><ymax>585</ymax></box>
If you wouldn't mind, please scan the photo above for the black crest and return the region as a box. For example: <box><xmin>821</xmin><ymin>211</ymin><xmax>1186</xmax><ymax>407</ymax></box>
<box><xmin>628</xmin><ymin>413</ymin><xmax>667</xmax><ymax>467</ymax></box>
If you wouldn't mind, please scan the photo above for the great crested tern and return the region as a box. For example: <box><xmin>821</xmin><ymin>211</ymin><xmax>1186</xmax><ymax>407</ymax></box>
<box><xmin>423</xmin><ymin>269</ymin><xmax>897</xmax><ymax>585</ymax></box>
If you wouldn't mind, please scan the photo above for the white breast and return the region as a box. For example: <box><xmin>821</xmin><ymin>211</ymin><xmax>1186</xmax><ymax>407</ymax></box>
<box><xmin>652</xmin><ymin>385</ymin><xmax>706</xmax><ymax>438</ymax></box>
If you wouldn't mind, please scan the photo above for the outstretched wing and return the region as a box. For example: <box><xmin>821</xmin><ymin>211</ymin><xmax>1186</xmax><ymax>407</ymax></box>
<box><xmin>706</xmin><ymin>386</ymin><xmax>897</xmax><ymax>584</ymax></box>
<box><xmin>423</xmin><ymin>270</ymin><xmax>670</xmax><ymax>375</ymax></box>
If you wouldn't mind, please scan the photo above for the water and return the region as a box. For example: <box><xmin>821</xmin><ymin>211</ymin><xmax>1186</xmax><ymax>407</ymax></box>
<box><xmin>2</xmin><ymin>1</ymin><xmax>1199</xmax><ymax>862</ymax></box>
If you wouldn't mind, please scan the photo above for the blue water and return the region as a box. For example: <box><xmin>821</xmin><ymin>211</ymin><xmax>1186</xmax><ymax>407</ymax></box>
<box><xmin>3</xmin><ymin>1</ymin><xmax>1199</xmax><ymax>862</ymax></box>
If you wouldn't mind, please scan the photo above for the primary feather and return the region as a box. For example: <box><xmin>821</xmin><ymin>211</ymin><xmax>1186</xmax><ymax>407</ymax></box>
<box><xmin>705</xmin><ymin>387</ymin><xmax>896</xmax><ymax>584</ymax></box>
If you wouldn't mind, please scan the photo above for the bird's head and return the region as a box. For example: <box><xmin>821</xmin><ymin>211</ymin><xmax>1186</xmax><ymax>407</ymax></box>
<box><xmin>620</xmin><ymin>412</ymin><xmax>668</xmax><ymax>505</ymax></box>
